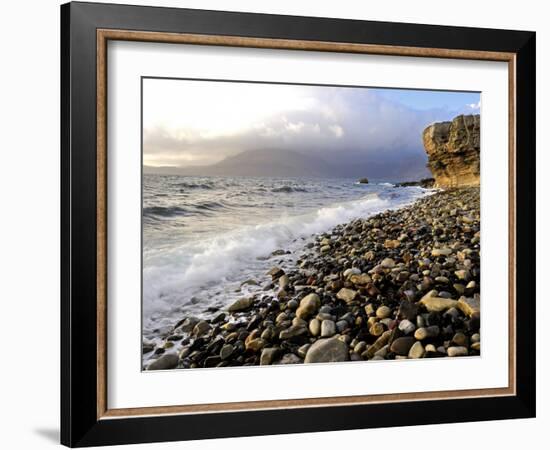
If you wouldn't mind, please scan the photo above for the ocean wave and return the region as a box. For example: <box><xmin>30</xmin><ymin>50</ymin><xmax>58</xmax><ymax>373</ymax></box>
<box><xmin>175</xmin><ymin>181</ymin><xmax>214</xmax><ymax>190</ymax></box>
<box><xmin>271</xmin><ymin>186</ymin><xmax>308</xmax><ymax>193</ymax></box>
<box><xmin>143</xmin><ymin>193</ymin><xmax>398</xmax><ymax>316</ymax></box>
<box><xmin>143</xmin><ymin>206</ymin><xmax>189</xmax><ymax>217</ymax></box>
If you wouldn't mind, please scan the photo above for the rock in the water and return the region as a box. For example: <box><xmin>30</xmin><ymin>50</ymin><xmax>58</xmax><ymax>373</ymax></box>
<box><xmin>267</xmin><ymin>267</ymin><xmax>285</xmax><ymax>280</ymax></box>
<box><xmin>193</xmin><ymin>320</ymin><xmax>211</xmax><ymax>337</ymax></box>
<box><xmin>390</xmin><ymin>337</ymin><xmax>416</xmax><ymax>356</ymax></box>
<box><xmin>142</xmin><ymin>342</ymin><xmax>155</xmax><ymax>353</ymax></box>
<box><xmin>336</xmin><ymin>288</ymin><xmax>358</xmax><ymax>303</ymax></box>
<box><xmin>304</xmin><ymin>337</ymin><xmax>350</xmax><ymax>363</ymax></box>
<box><xmin>228</xmin><ymin>297</ymin><xmax>254</xmax><ymax>312</ymax></box>
<box><xmin>177</xmin><ymin>317</ymin><xmax>200</xmax><ymax>333</ymax></box>
<box><xmin>147</xmin><ymin>353</ymin><xmax>179</xmax><ymax>370</ymax></box>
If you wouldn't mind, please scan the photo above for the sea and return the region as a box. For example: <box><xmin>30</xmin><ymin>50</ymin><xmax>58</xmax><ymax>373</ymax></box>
<box><xmin>142</xmin><ymin>174</ymin><xmax>430</xmax><ymax>342</ymax></box>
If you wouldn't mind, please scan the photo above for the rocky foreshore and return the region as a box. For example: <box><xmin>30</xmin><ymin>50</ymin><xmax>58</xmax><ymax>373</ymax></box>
<box><xmin>143</xmin><ymin>188</ymin><xmax>481</xmax><ymax>370</ymax></box>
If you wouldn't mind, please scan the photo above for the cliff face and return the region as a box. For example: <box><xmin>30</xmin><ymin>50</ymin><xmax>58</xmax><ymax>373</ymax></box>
<box><xmin>423</xmin><ymin>114</ymin><xmax>480</xmax><ymax>187</ymax></box>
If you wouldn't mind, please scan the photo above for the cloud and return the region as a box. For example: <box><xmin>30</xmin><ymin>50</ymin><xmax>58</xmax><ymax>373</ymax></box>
<box><xmin>143</xmin><ymin>80</ymin><xmax>479</xmax><ymax>179</ymax></box>
<box><xmin>467</xmin><ymin>100</ymin><xmax>481</xmax><ymax>110</ymax></box>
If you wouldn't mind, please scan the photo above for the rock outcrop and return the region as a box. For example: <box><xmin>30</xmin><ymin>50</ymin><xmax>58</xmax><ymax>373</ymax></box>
<box><xmin>423</xmin><ymin>114</ymin><xmax>480</xmax><ymax>187</ymax></box>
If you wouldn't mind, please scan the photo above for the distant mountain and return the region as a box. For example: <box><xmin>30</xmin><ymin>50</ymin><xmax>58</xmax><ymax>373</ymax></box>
<box><xmin>143</xmin><ymin>148</ymin><xmax>431</xmax><ymax>181</ymax></box>
<box><xmin>144</xmin><ymin>149</ymin><xmax>337</xmax><ymax>178</ymax></box>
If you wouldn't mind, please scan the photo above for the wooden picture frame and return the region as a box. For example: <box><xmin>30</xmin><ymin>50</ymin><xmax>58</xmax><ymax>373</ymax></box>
<box><xmin>61</xmin><ymin>1</ymin><xmax>536</xmax><ymax>447</ymax></box>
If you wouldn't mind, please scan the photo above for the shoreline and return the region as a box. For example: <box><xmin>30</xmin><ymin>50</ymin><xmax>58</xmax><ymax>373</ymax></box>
<box><xmin>143</xmin><ymin>187</ymin><xmax>480</xmax><ymax>370</ymax></box>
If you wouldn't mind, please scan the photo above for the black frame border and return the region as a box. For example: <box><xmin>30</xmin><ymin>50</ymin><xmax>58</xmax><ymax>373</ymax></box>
<box><xmin>61</xmin><ymin>1</ymin><xmax>536</xmax><ymax>447</ymax></box>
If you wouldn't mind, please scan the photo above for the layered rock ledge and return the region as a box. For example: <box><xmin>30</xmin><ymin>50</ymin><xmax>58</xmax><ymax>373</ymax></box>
<box><xmin>423</xmin><ymin>114</ymin><xmax>480</xmax><ymax>188</ymax></box>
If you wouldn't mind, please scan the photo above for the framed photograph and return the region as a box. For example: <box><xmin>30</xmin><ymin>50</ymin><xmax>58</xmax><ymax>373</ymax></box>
<box><xmin>61</xmin><ymin>1</ymin><xmax>536</xmax><ymax>447</ymax></box>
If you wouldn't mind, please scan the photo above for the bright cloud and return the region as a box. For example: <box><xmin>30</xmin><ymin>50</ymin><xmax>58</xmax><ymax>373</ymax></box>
<box><xmin>143</xmin><ymin>78</ymin><xmax>480</xmax><ymax>179</ymax></box>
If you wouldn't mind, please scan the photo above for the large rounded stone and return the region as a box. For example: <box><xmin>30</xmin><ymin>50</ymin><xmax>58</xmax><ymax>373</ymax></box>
<box><xmin>147</xmin><ymin>353</ymin><xmax>179</xmax><ymax>370</ymax></box>
<box><xmin>296</xmin><ymin>293</ymin><xmax>320</xmax><ymax>319</ymax></box>
<box><xmin>304</xmin><ymin>338</ymin><xmax>350</xmax><ymax>363</ymax></box>
<box><xmin>228</xmin><ymin>297</ymin><xmax>254</xmax><ymax>312</ymax></box>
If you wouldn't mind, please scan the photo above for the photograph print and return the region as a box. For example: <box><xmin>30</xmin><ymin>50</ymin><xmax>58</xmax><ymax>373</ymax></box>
<box><xmin>141</xmin><ymin>78</ymin><xmax>481</xmax><ymax>370</ymax></box>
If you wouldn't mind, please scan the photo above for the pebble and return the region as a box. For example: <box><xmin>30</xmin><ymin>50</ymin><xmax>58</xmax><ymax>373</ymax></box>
<box><xmin>452</xmin><ymin>332</ymin><xmax>469</xmax><ymax>347</ymax></box>
<box><xmin>408</xmin><ymin>341</ymin><xmax>425</xmax><ymax>359</ymax></box>
<box><xmin>147</xmin><ymin>353</ymin><xmax>179</xmax><ymax>370</ymax></box>
<box><xmin>279</xmin><ymin>275</ymin><xmax>290</xmax><ymax>289</ymax></box>
<box><xmin>219</xmin><ymin>344</ymin><xmax>235</xmax><ymax>360</ymax></box>
<box><xmin>277</xmin><ymin>353</ymin><xmax>302</xmax><ymax>365</ymax></box>
<box><xmin>425</xmin><ymin>344</ymin><xmax>437</xmax><ymax>353</ymax></box>
<box><xmin>390</xmin><ymin>337</ymin><xmax>416</xmax><ymax>356</ymax></box>
<box><xmin>321</xmin><ymin>320</ymin><xmax>337</xmax><ymax>337</ymax></box>
<box><xmin>398</xmin><ymin>319</ymin><xmax>416</xmax><ymax>335</ymax></box>
<box><xmin>432</xmin><ymin>248</ymin><xmax>452</xmax><ymax>257</ymax></box>
<box><xmin>279</xmin><ymin>325</ymin><xmax>307</xmax><ymax>340</ymax></box>
<box><xmin>336</xmin><ymin>320</ymin><xmax>349</xmax><ymax>332</ymax></box>
<box><xmin>193</xmin><ymin>321</ymin><xmax>211</xmax><ymax>337</ymax></box>
<box><xmin>297</xmin><ymin>344</ymin><xmax>311</xmax><ymax>358</ymax></box>
<box><xmin>369</xmin><ymin>322</ymin><xmax>384</xmax><ymax>337</ymax></box>
<box><xmin>414</xmin><ymin>326</ymin><xmax>440</xmax><ymax>340</ymax></box>
<box><xmin>447</xmin><ymin>346</ymin><xmax>469</xmax><ymax>357</ymax></box>
<box><xmin>457</xmin><ymin>296</ymin><xmax>480</xmax><ymax>317</ymax></box>
<box><xmin>227</xmin><ymin>297</ymin><xmax>254</xmax><ymax>312</ymax></box>
<box><xmin>260</xmin><ymin>347</ymin><xmax>279</xmax><ymax>365</ymax></box>
<box><xmin>419</xmin><ymin>296</ymin><xmax>458</xmax><ymax>313</ymax></box>
<box><xmin>380</xmin><ymin>258</ymin><xmax>395</xmax><ymax>268</ymax></box>
<box><xmin>309</xmin><ymin>318</ymin><xmax>321</xmax><ymax>336</ymax></box>
<box><xmin>152</xmin><ymin>189</ymin><xmax>480</xmax><ymax>369</ymax></box>
<box><xmin>336</xmin><ymin>288</ymin><xmax>358</xmax><ymax>303</ymax></box>
<box><xmin>354</xmin><ymin>341</ymin><xmax>367</xmax><ymax>354</ymax></box>
<box><xmin>295</xmin><ymin>293</ymin><xmax>321</xmax><ymax>319</ymax></box>
<box><xmin>304</xmin><ymin>338</ymin><xmax>350</xmax><ymax>363</ymax></box>
<box><xmin>376</xmin><ymin>306</ymin><xmax>392</xmax><ymax>319</ymax></box>
<box><xmin>343</xmin><ymin>267</ymin><xmax>361</xmax><ymax>277</ymax></box>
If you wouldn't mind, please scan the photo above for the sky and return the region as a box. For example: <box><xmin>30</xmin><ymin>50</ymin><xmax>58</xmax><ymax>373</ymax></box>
<box><xmin>143</xmin><ymin>78</ymin><xmax>480</xmax><ymax>179</ymax></box>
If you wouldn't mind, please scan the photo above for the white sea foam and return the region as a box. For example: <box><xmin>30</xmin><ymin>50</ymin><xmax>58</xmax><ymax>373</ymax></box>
<box><xmin>142</xmin><ymin>187</ymin><xmax>428</xmax><ymax>328</ymax></box>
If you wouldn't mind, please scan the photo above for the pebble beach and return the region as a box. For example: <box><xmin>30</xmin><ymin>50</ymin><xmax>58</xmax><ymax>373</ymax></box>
<box><xmin>143</xmin><ymin>187</ymin><xmax>481</xmax><ymax>370</ymax></box>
